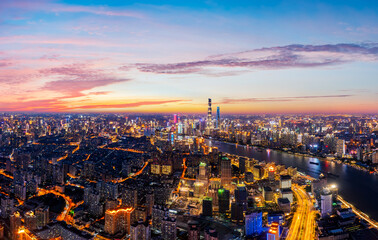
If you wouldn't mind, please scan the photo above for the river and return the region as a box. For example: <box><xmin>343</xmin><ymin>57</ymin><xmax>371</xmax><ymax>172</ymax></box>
<box><xmin>206</xmin><ymin>139</ymin><xmax>378</xmax><ymax>221</ymax></box>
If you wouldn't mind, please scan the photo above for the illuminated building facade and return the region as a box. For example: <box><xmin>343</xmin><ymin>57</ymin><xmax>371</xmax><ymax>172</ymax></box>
<box><xmin>220</xmin><ymin>157</ymin><xmax>232</xmax><ymax>187</ymax></box>
<box><xmin>321</xmin><ymin>188</ymin><xmax>333</xmax><ymax>217</ymax></box>
<box><xmin>218</xmin><ymin>188</ymin><xmax>230</xmax><ymax>214</ymax></box>
<box><xmin>245</xmin><ymin>210</ymin><xmax>262</xmax><ymax>237</ymax></box>
<box><xmin>266</xmin><ymin>222</ymin><xmax>281</xmax><ymax>240</ymax></box>
<box><xmin>104</xmin><ymin>207</ymin><xmax>133</xmax><ymax>235</ymax></box>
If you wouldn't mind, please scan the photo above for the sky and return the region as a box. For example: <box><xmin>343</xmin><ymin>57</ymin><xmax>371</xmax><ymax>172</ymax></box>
<box><xmin>0</xmin><ymin>0</ymin><xmax>377</xmax><ymax>114</ymax></box>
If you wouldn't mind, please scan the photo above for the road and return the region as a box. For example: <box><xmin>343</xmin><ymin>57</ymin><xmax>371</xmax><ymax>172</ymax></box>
<box><xmin>287</xmin><ymin>185</ymin><xmax>316</xmax><ymax>240</ymax></box>
<box><xmin>337</xmin><ymin>195</ymin><xmax>378</xmax><ymax>229</ymax></box>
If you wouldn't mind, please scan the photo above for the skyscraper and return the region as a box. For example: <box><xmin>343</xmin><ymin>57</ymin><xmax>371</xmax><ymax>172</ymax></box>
<box><xmin>245</xmin><ymin>210</ymin><xmax>263</xmax><ymax>237</ymax></box>
<box><xmin>207</xmin><ymin>98</ymin><xmax>212</xmax><ymax>129</ymax></box>
<box><xmin>173</xmin><ymin>114</ymin><xmax>178</xmax><ymax>124</ymax></box>
<box><xmin>35</xmin><ymin>206</ymin><xmax>50</xmax><ymax>227</ymax></box>
<box><xmin>202</xmin><ymin>197</ymin><xmax>213</xmax><ymax>217</ymax></box>
<box><xmin>24</xmin><ymin>211</ymin><xmax>37</xmax><ymax>230</ymax></box>
<box><xmin>123</xmin><ymin>187</ymin><xmax>138</xmax><ymax>208</ymax></box>
<box><xmin>266</xmin><ymin>222</ymin><xmax>281</xmax><ymax>240</ymax></box>
<box><xmin>152</xmin><ymin>205</ymin><xmax>169</xmax><ymax>231</ymax></box>
<box><xmin>104</xmin><ymin>207</ymin><xmax>134</xmax><ymax>235</ymax></box>
<box><xmin>161</xmin><ymin>217</ymin><xmax>177</xmax><ymax>240</ymax></box>
<box><xmin>218</xmin><ymin>188</ymin><xmax>230</xmax><ymax>214</ymax></box>
<box><xmin>130</xmin><ymin>220</ymin><xmax>151</xmax><ymax>240</ymax></box>
<box><xmin>321</xmin><ymin>188</ymin><xmax>333</xmax><ymax>217</ymax></box>
<box><xmin>216</xmin><ymin>106</ymin><xmax>220</xmax><ymax>129</ymax></box>
<box><xmin>188</xmin><ymin>220</ymin><xmax>200</xmax><ymax>240</ymax></box>
<box><xmin>10</xmin><ymin>211</ymin><xmax>22</xmax><ymax>239</ymax></box>
<box><xmin>220</xmin><ymin>157</ymin><xmax>232</xmax><ymax>187</ymax></box>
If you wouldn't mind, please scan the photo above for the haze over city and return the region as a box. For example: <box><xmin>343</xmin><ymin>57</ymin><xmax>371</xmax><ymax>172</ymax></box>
<box><xmin>0</xmin><ymin>0</ymin><xmax>377</xmax><ymax>113</ymax></box>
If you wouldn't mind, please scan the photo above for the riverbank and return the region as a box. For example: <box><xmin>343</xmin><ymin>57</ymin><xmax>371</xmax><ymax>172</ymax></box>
<box><xmin>206</xmin><ymin>138</ymin><xmax>377</xmax><ymax>175</ymax></box>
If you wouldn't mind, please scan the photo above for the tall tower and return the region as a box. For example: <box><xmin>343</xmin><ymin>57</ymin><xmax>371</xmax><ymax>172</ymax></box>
<box><xmin>207</xmin><ymin>98</ymin><xmax>212</xmax><ymax>129</ymax></box>
<box><xmin>221</xmin><ymin>157</ymin><xmax>232</xmax><ymax>187</ymax></box>
<box><xmin>216</xmin><ymin>107</ymin><xmax>220</xmax><ymax>129</ymax></box>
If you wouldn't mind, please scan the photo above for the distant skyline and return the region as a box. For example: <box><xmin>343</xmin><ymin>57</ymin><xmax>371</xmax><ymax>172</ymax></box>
<box><xmin>0</xmin><ymin>0</ymin><xmax>377</xmax><ymax>114</ymax></box>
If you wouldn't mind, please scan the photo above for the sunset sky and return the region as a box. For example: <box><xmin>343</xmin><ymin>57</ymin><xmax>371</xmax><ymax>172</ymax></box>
<box><xmin>0</xmin><ymin>0</ymin><xmax>377</xmax><ymax>114</ymax></box>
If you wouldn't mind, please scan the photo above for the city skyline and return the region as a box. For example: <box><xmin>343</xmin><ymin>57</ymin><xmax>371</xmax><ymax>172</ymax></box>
<box><xmin>0</xmin><ymin>0</ymin><xmax>377</xmax><ymax>114</ymax></box>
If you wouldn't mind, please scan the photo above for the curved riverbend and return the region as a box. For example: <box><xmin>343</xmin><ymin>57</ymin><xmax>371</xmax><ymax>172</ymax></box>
<box><xmin>207</xmin><ymin>139</ymin><xmax>378</xmax><ymax>221</ymax></box>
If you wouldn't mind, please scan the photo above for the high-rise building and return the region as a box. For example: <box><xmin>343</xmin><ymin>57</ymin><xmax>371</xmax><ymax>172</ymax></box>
<box><xmin>235</xmin><ymin>185</ymin><xmax>247</xmax><ymax>208</ymax></box>
<box><xmin>216</xmin><ymin>107</ymin><xmax>220</xmax><ymax>129</ymax></box>
<box><xmin>36</xmin><ymin>206</ymin><xmax>49</xmax><ymax>228</ymax></box>
<box><xmin>336</xmin><ymin>139</ymin><xmax>346</xmax><ymax>157</ymax></box>
<box><xmin>245</xmin><ymin>210</ymin><xmax>263</xmax><ymax>237</ymax></box>
<box><xmin>218</xmin><ymin>188</ymin><xmax>230</xmax><ymax>214</ymax></box>
<box><xmin>205</xmin><ymin>228</ymin><xmax>218</xmax><ymax>240</ymax></box>
<box><xmin>10</xmin><ymin>211</ymin><xmax>22</xmax><ymax>239</ymax></box>
<box><xmin>202</xmin><ymin>197</ymin><xmax>213</xmax><ymax>217</ymax></box>
<box><xmin>123</xmin><ymin>187</ymin><xmax>138</xmax><ymax>208</ymax></box>
<box><xmin>239</xmin><ymin>157</ymin><xmax>246</xmax><ymax>174</ymax></box>
<box><xmin>266</xmin><ymin>222</ymin><xmax>282</xmax><ymax>240</ymax></box>
<box><xmin>199</xmin><ymin>162</ymin><xmax>207</xmax><ymax>180</ymax></box>
<box><xmin>220</xmin><ymin>157</ymin><xmax>232</xmax><ymax>187</ymax></box>
<box><xmin>231</xmin><ymin>202</ymin><xmax>244</xmax><ymax>224</ymax></box>
<box><xmin>188</xmin><ymin>221</ymin><xmax>200</xmax><ymax>240</ymax></box>
<box><xmin>207</xmin><ymin>98</ymin><xmax>212</xmax><ymax>130</ymax></box>
<box><xmin>173</xmin><ymin>114</ymin><xmax>178</xmax><ymax>124</ymax></box>
<box><xmin>146</xmin><ymin>191</ymin><xmax>154</xmax><ymax>217</ymax></box>
<box><xmin>24</xmin><ymin>211</ymin><xmax>37</xmax><ymax>230</ymax></box>
<box><xmin>263</xmin><ymin>186</ymin><xmax>274</xmax><ymax>203</ymax></box>
<box><xmin>253</xmin><ymin>165</ymin><xmax>265</xmax><ymax>180</ymax></box>
<box><xmin>279</xmin><ymin>175</ymin><xmax>292</xmax><ymax>189</ymax></box>
<box><xmin>0</xmin><ymin>223</ymin><xmax>3</xmax><ymax>239</ymax></box>
<box><xmin>152</xmin><ymin>205</ymin><xmax>169</xmax><ymax>231</ymax></box>
<box><xmin>130</xmin><ymin>220</ymin><xmax>151</xmax><ymax>240</ymax></box>
<box><xmin>104</xmin><ymin>207</ymin><xmax>134</xmax><ymax>236</ymax></box>
<box><xmin>1</xmin><ymin>196</ymin><xmax>15</xmax><ymax>218</ymax></box>
<box><xmin>321</xmin><ymin>188</ymin><xmax>333</xmax><ymax>217</ymax></box>
<box><xmin>161</xmin><ymin>217</ymin><xmax>177</xmax><ymax>240</ymax></box>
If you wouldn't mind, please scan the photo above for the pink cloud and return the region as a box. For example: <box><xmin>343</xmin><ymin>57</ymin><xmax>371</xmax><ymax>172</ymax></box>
<box><xmin>67</xmin><ymin>99</ymin><xmax>190</xmax><ymax>110</ymax></box>
<box><xmin>0</xmin><ymin>59</ymin><xmax>12</xmax><ymax>68</ymax></box>
<box><xmin>40</xmin><ymin>63</ymin><xmax>130</xmax><ymax>98</ymax></box>
<box><xmin>123</xmin><ymin>43</ymin><xmax>378</xmax><ymax>75</ymax></box>
<box><xmin>0</xmin><ymin>98</ymin><xmax>189</xmax><ymax>112</ymax></box>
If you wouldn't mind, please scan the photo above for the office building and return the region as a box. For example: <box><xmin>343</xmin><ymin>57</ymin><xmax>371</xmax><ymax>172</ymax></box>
<box><xmin>216</xmin><ymin>107</ymin><xmax>220</xmax><ymax>129</ymax></box>
<box><xmin>267</xmin><ymin>222</ymin><xmax>282</xmax><ymax>240</ymax></box>
<box><xmin>218</xmin><ymin>188</ymin><xmax>230</xmax><ymax>213</ymax></box>
<box><xmin>231</xmin><ymin>202</ymin><xmax>244</xmax><ymax>224</ymax></box>
<box><xmin>202</xmin><ymin>197</ymin><xmax>213</xmax><ymax>217</ymax></box>
<box><xmin>279</xmin><ymin>175</ymin><xmax>292</xmax><ymax>189</ymax></box>
<box><xmin>253</xmin><ymin>165</ymin><xmax>264</xmax><ymax>180</ymax></box>
<box><xmin>207</xmin><ymin>98</ymin><xmax>212</xmax><ymax>130</ymax></box>
<box><xmin>321</xmin><ymin>188</ymin><xmax>333</xmax><ymax>217</ymax></box>
<box><xmin>220</xmin><ymin>157</ymin><xmax>232</xmax><ymax>187</ymax></box>
<box><xmin>245</xmin><ymin>210</ymin><xmax>263</xmax><ymax>236</ymax></box>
